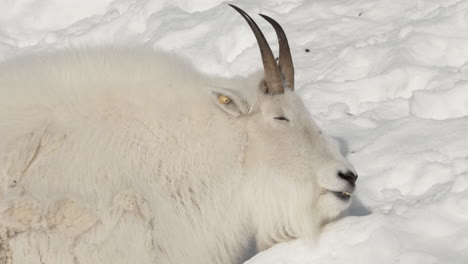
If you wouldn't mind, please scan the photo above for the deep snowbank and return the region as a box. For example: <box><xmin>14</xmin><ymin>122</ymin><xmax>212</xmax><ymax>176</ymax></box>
<box><xmin>1</xmin><ymin>0</ymin><xmax>467</xmax><ymax>263</ymax></box>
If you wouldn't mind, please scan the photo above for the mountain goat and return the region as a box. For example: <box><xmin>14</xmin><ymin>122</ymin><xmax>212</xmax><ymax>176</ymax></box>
<box><xmin>0</xmin><ymin>5</ymin><xmax>357</xmax><ymax>264</ymax></box>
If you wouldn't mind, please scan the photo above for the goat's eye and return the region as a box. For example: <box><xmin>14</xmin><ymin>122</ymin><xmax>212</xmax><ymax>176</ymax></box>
<box><xmin>274</xmin><ymin>116</ymin><xmax>290</xmax><ymax>122</ymax></box>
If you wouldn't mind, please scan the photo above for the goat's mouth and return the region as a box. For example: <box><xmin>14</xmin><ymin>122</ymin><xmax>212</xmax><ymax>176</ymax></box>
<box><xmin>332</xmin><ymin>191</ymin><xmax>352</xmax><ymax>200</ymax></box>
<box><xmin>322</xmin><ymin>188</ymin><xmax>354</xmax><ymax>200</ymax></box>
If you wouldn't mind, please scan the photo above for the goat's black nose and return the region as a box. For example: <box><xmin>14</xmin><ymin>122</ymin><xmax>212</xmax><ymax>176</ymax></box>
<box><xmin>338</xmin><ymin>171</ymin><xmax>358</xmax><ymax>185</ymax></box>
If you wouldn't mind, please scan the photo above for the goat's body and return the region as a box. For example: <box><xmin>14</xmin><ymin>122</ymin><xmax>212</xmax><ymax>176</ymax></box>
<box><xmin>0</xmin><ymin>20</ymin><xmax>358</xmax><ymax>260</ymax></box>
<box><xmin>0</xmin><ymin>49</ymin><xmax>256</xmax><ymax>264</ymax></box>
<box><xmin>0</xmin><ymin>5</ymin><xmax>360</xmax><ymax>263</ymax></box>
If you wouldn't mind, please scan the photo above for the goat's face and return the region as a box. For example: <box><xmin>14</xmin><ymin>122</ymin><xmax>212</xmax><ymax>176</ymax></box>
<box><xmin>246</xmin><ymin>89</ymin><xmax>357</xmax><ymax>218</ymax></box>
<box><xmin>211</xmin><ymin>80</ymin><xmax>357</xmax><ymax>246</ymax></box>
<box><xmin>210</xmin><ymin>6</ymin><xmax>357</xmax><ymax>244</ymax></box>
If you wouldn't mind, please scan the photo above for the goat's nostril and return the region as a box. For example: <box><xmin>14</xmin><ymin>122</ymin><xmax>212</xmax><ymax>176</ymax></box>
<box><xmin>338</xmin><ymin>170</ymin><xmax>358</xmax><ymax>185</ymax></box>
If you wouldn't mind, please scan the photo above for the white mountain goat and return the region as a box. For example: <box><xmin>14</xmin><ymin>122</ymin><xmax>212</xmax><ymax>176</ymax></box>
<box><xmin>0</xmin><ymin>5</ymin><xmax>357</xmax><ymax>264</ymax></box>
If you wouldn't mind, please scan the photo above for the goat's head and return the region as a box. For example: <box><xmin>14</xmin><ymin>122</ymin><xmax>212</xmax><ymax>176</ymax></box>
<box><xmin>210</xmin><ymin>5</ymin><xmax>357</xmax><ymax>248</ymax></box>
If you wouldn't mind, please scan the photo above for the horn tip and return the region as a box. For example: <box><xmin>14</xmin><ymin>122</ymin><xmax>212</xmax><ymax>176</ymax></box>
<box><xmin>228</xmin><ymin>4</ymin><xmax>240</xmax><ymax>10</ymax></box>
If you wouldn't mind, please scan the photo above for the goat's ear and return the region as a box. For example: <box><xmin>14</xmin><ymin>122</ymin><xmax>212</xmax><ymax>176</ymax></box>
<box><xmin>209</xmin><ymin>87</ymin><xmax>251</xmax><ymax>117</ymax></box>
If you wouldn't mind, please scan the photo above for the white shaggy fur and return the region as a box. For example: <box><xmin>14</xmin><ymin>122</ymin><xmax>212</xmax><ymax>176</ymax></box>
<box><xmin>0</xmin><ymin>48</ymin><xmax>356</xmax><ymax>264</ymax></box>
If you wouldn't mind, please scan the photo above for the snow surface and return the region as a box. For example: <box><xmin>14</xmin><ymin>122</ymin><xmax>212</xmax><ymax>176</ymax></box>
<box><xmin>1</xmin><ymin>0</ymin><xmax>468</xmax><ymax>263</ymax></box>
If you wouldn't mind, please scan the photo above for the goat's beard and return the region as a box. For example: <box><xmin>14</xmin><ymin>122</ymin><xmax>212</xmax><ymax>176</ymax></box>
<box><xmin>251</xmin><ymin>185</ymin><xmax>321</xmax><ymax>251</ymax></box>
<box><xmin>254</xmin><ymin>206</ymin><xmax>320</xmax><ymax>251</ymax></box>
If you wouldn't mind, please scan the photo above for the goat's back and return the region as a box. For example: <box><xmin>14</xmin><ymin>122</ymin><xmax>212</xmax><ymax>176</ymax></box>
<box><xmin>0</xmin><ymin>48</ymin><xmax>249</xmax><ymax>264</ymax></box>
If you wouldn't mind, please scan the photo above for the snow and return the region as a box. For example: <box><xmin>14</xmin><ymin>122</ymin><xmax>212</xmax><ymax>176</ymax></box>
<box><xmin>1</xmin><ymin>0</ymin><xmax>468</xmax><ymax>263</ymax></box>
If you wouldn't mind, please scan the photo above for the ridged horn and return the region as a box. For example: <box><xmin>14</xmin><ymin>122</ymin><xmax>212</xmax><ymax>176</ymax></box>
<box><xmin>259</xmin><ymin>14</ymin><xmax>294</xmax><ymax>91</ymax></box>
<box><xmin>229</xmin><ymin>4</ymin><xmax>284</xmax><ymax>94</ymax></box>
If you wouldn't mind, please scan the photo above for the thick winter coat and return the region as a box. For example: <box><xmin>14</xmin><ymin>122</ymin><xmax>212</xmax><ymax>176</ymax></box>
<box><xmin>0</xmin><ymin>6</ymin><xmax>357</xmax><ymax>264</ymax></box>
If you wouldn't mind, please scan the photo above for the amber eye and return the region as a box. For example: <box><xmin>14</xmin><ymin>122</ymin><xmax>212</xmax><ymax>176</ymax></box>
<box><xmin>218</xmin><ymin>95</ymin><xmax>231</xmax><ymax>104</ymax></box>
<box><xmin>274</xmin><ymin>116</ymin><xmax>289</xmax><ymax>122</ymax></box>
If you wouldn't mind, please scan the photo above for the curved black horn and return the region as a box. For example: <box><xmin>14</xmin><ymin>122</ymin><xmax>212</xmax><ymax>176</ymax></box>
<box><xmin>229</xmin><ymin>4</ymin><xmax>284</xmax><ymax>94</ymax></box>
<box><xmin>259</xmin><ymin>14</ymin><xmax>294</xmax><ymax>91</ymax></box>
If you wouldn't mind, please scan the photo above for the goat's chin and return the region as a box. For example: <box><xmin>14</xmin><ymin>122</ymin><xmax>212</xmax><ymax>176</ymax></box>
<box><xmin>255</xmin><ymin>231</ymin><xmax>296</xmax><ymax>252</ymax></box>
<box><xmin>318</xmin><ymin>192</ymin><xmax>352</xmax><ymax>224</ymax></box>
<box><xmin>254</xmin><ymin>199</ymin><xmax>323</xmax><ymax>252</ymax></box>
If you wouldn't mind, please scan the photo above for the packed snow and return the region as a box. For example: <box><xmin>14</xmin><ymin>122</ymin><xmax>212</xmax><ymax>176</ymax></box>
<box><xmin>1</xmin><ymin>0</ymin><xmax>468</xmax><ymax>263</ymax></box>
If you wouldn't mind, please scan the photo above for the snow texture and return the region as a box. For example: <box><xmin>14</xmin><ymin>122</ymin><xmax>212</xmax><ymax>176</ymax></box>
<box><xmin>1</xmin><ymin>0</ymin><xmax>468</xmax><ymax>263</ymax></box>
